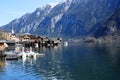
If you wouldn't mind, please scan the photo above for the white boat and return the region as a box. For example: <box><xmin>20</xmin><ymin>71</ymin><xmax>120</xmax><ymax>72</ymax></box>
<box><xmin>64</xmin><ymin>41</ymin><xmax>68</xmax><ymax>46</ymax></box>
<box><xmin>18</xmin><ymin>47</ymin><xmax>26</xmax><ymax>59</ymax></box>
<box><xmin>17</xmin><ymin>47</ymin><xmax>45</xmax><ymax>59</ymax></box>
<box><xmin>26</xmin><ymin>47</ymin><xmax>45</xmax><ymax>59</ymax></box>
<box><xmin>26</xmin><ymin>47</ymin><xmax>35</xmax><ymax>57</ymax></box>
<box><xmin>5</xmin><ymin>51</ymin><xmax>18</xmax><ymax>60</ymax></box>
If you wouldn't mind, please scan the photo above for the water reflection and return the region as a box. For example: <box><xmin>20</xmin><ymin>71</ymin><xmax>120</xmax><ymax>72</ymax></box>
<box><xmin>0</xmin><ymin>58</ymin><xmax>6</xmax><ymax>68</ymax></box>
<box><xmin>0</xmin><ymin>43</ymin><xmax>120</xmax><ymax>80</ymax></box>
<box><xmin>62</xmin><ymin>43</ymin><xmax>120</xmax><ymax>80</ymax></box>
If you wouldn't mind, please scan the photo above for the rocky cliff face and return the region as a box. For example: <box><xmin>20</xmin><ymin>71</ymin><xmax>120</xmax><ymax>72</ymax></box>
<box><xmin>0</xmin><ymin>0</ymin><xmax>120</xmax><ymax>38</ymax></box>
<box><xmin>55</xmin><ymin>0</ymin><xmax>120</xmax><ymax>37</ymax></box>
<box><xmin>92</xmin><ymin>8</ymin><xmax>120</xmax><ymax>37</ymax></box>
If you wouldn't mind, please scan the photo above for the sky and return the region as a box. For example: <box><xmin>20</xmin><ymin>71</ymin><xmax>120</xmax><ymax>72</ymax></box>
<box><xmin>0</xmin><ymin>0</ymin><xmax>62</xmax><ymax>26</ymax></box>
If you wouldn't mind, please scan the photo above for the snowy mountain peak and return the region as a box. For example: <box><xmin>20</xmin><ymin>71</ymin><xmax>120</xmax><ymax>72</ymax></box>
<box><xmin>0</xmin><ymin>0</ymin><xmax>120</xmax><ymax>38</ymax></box>
<box><xmin>59</xmin><ymin>0</ymin><xmax>72</xmax><ymax>5</ymax></box>
<box><xmin>36</xmin><ymin>5</ymin><xmax>52</xmax><ymax>11</ymax></box>
<box><xmin>49</xmin><ymin>2</ymin><xmax>58</xmax><ymax>8</ymax></box>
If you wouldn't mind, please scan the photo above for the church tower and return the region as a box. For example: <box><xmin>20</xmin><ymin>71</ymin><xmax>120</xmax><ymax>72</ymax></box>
<box><xmin>11</xmin><ymin>25</ymin><xmax>14</xmax><ymax>34</ymax></box>
<box><xmin>10</xmin><ymin>25</ymin><xmax>16</xmax><ymax>40</ymax></box>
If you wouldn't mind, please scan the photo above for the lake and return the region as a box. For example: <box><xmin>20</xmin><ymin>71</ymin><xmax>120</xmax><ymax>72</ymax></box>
<box><xmin>0</xmin><ymin>43</ymin><xmax>120</xmax><ymax>80</ymax></box>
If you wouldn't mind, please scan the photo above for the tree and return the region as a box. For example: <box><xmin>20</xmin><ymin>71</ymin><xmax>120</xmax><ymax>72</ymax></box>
<box><xmin>0</xmin><ymin>30</ymin><xmax>6</xmax><ymax>40</ymax></box>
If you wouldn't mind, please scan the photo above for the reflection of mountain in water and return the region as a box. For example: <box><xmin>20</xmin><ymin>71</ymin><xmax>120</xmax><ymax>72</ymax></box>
<box><xmin>0</xmin><ymin>44</ymin><xmax>120</xmax><ymax>80</ymax></box>
<box><xmin>29</xmin><ymin>44</ymin><xmax>120</xmax><ymax>80</ymax></box>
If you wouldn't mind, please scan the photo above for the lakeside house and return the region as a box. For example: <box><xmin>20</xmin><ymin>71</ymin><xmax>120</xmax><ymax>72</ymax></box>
<box><xmin>19</xmin><ymin>33</ymin><xmax>62</xmax><ymax>47</ymax></box>
<box><xmin>0</xmin><ymin>27</ymin><xmax>62</xmax><ymax>48</ymax></box>
<box><xmin>0</xmin><ymin>41</ymin><xmax>8</xmax><ymax>51</ymax></box>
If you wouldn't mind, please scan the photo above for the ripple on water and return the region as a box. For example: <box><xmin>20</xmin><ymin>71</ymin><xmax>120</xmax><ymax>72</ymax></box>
<box><xmin>1</xmin><ymin>44</ymin><xmax>120</xmax><ymax>80</ymax></box>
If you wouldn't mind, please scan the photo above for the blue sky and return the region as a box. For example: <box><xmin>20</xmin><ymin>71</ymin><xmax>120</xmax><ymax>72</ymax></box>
<box><xmin>0</xmin><ymin>0</ymin><xmax>62</xmax><ymax>26</ymax></box>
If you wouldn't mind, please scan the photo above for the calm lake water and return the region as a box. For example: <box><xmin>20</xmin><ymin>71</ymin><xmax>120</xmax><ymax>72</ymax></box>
<box><xmin>0</xmin><ymin>43</ymin><xmax>120</xmax><ymax>80</ymax></box>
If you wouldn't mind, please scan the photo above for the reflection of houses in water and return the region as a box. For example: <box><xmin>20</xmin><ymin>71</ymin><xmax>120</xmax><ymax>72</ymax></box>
<box><xmin>0</xmin><ymin>58</ymin><xmax>6</xmax><ymax>67</ymax></box>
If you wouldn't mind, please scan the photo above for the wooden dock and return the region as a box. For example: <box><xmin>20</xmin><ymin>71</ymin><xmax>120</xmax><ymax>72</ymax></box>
<box><xmin>5</xmin><ymin>52</ymin><xmax>18</xmax><ymax>60</ymax></box>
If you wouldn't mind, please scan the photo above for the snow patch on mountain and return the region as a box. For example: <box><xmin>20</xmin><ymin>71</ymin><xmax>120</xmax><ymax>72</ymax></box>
<box><xmin>49</xmin><ymin>2</ymin><xmax>58</xmax><ymax>8</ymax></box>
<box><xmin>36</xmin><ymin>12</ymin><xmax>40</xmax><ymax>17</ymax></box>
<box><xmin>51</xmin><ymin>14</ymin><xmax>64</xmax><ymax>32</ymax></box>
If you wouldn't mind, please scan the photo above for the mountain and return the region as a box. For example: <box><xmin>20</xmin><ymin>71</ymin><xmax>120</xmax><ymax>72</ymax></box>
<box><xmin>0</xmin><ymin>0</ymin><xmax>120</xmax><ymax>38</ymax></box>
<box><xmin>92</xmin><ymin>7</ymin><xmax>120</xmax><ymax>37</ymax></box>
<box><xmin>55</xmin><ymin>0</ymin><xmax>120</xmax><ymax>37</ymax></box>
<box><xmin>34</xmin><ymin>0</ymin><xmax>72</xmax><ymax>36</ymax></box>
<box><xmin>1</xmin><ymin>5</ymin><xmax>52</xmax><ymax>33</ymax></box>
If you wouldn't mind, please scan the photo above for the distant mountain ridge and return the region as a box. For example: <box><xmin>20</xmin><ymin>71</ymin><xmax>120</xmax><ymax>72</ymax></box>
<box><xmin>0</xmin><ymin>0</ymin><xmax>120</xmax><ymax>38</ymax></box>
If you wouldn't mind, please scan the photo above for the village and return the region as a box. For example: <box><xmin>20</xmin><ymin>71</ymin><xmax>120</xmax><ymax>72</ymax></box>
<box><xmin>0</xmin><ymin>28</ymin><xmax>62</xmax><ymax>59</ymax></box>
